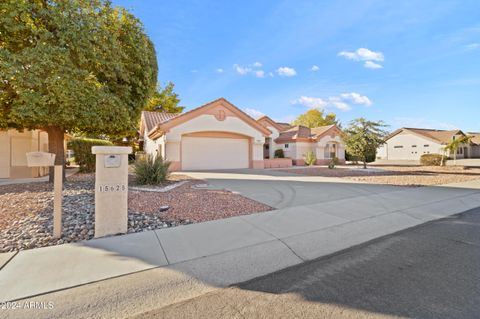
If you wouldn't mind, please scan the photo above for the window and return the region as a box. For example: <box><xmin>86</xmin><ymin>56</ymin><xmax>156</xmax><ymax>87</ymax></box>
<box><xmin>412</xmin><ymin>145</ymin><xmax>417</xmax><ymax>148</ymax></box>
<box><xmin>324</xmin><ymin>143</ymin><xmax>337</xmax><ymax>159</ymax></box>
<box><xmin>394</xmin><ymin>146</ymin><xmax>403</xmax><ymax>149</ymax></box>
<box><xmin>424</xmin><ymin>144</ymin><xmax>430</xmax><ymax>147</ymax></box>
<box><xmin>457</xmin><ymin>148</ymin><xmax>463</xmax><ymax>155</ymax></box>
<box><xmin>284</xmin><ymin>144</ymin><xmax>289</xmax><ymax>149</ymax></box>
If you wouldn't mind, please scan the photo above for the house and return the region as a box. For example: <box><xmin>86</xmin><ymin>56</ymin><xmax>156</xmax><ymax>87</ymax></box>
<box><xmin>376</xmin><ymin>127</ymin><xmax>480</xmax><ymax>161</ymax></box>
<box><xmin>0</xmin><ymin>129</ymin><xmax>49</xmax><ymax>178</ymax></box>
<box><xmin>139</xmin><ymin>98</ymin><xmax>346</xmax><ymax>170</ymax></box>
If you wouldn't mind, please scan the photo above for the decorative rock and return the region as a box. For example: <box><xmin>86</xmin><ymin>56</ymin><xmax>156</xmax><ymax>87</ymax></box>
<box><xmin>159</xmin><ymin>205</ymin><xmax>169</xmax><ymax>212</ymax></box>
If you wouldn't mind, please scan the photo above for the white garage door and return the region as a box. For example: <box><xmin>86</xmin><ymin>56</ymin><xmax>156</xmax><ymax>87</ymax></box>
<box><xmin>182</xmin><ymin>137</ymin><xmax>249</xmax><ymax>170</ymax></box>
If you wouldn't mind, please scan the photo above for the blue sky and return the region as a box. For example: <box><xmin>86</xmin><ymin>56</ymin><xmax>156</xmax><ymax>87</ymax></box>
<box><xmin>113</xmin><ymin>0</ymin><xmax>480</xmax><ymax>132</ymax></box>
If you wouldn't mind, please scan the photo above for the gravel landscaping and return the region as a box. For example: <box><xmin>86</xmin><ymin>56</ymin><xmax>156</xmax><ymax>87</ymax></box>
<box><xmin>0</xmin><ymin>173</ymin><xmax>272</xmax><ymax>253</ymax></box>
<box><xmin>277</xmin><ymin>165</ymin><xmax>480</xmax><ymax>186</ymax></box>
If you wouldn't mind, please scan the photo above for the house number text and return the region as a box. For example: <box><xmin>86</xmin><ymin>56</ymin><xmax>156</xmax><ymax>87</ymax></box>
<box><xmin>98</xmin><ymin>184</ymin><xmax>126</xmax><ymax>192</ymax></box>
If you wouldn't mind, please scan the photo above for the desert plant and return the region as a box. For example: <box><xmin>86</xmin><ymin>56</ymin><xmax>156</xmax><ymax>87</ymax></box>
<box><xmin>442</xmin><ymin>135</ymin><xmax>472</xmax><ymax>166</ymax></box>
<box><xmin>68</xmin><ymin>138</ymin><xmax>113</xmax><ymax>172</ymax></box>
<box><xmin>303</xmin><ymin>150</ymin><xmax>317</xmax><ymax>166</ymax></box>
<box><xmin>328</xmin><ymin>157</ymin><xmax>339</xmax><ymax>169</ymax></box>
<box><xmin>342</xmin><ymin>118</ymin><xmax>388</xmax><ymax>169</ymax></box>
<box><xmin>134</xmin><ymin>155</ymin><xmax>171</xmax><ymax>185</ymax></box>
<box><xmin>420</xmin><ymin>154</ymin><xmax>448</xmax><ymax>166</ymax></box>
<box><xmin>274</xmin><ymin>149</ymin><xmax>285</xmax><ymax>158</ymax></box>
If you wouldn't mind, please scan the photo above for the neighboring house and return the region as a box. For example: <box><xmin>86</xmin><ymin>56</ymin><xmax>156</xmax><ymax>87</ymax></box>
<box><xmin>139</xmin><ymin>98</ymin><xmax>346</xmax><ymax>170</ymax></box>
<box><xmin>0</xmin><ymin>129</ymin><xmax>49</xmax><ymax>178</ymax></box>
<box><xmin>257</xmin><ymin>115</ymin><xmax>345</xmax><ymax>165</ymax></box>
<box><xmin>469</xmin><ymin>133</ymin><xmax>480</xmax><ymax>158</ymax></box>
<box><xmin>377</xmin><ymin>127</ymin><xmax>480</xmax><ymax>161</ymax></box>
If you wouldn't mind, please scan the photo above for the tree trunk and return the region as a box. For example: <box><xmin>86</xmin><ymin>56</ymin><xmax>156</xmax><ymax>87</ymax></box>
<box><xmin>46</xmin><ymin>126</ymin><xmax>65</xmax><ymax>183</ymax></box>
<box><xmin>363</xmin><ymin>156</ymin><xmax>367</xmax><ymax>169</ymax></box>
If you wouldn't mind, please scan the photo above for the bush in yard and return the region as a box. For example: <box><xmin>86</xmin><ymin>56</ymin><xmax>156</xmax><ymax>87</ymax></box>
<box><xmin>274</xmin><ymin>149</ymin><xmax>285</xmax><ymax>158</ymax></box>
<box><xmin>328</xmin><ymin>157</ymin><xmax>340</xmax><ymax>169</ymax></box>
<box><xmin>420</xmin><ymin>153</ymin><xmax>448</xmax><ymax>166</ymax></box>
<box><xmin>134</xmin><ymin>155</ymin><xmax>171</xmax><ymax>185</ymax></box>
<box><xmin>303</xmin><ymin>150</ymin><xmax>316</xmax><ymax>166</ymax></box>
<box><xmin>68</xmin><ymin>138</ymin><xmax>113</xmax><ymax>172</ymax></box>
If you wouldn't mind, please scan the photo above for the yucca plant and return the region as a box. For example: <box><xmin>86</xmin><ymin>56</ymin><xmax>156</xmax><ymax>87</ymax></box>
<box><xmin>133</xmin><ymin>155</ymin><xmax>171</xmax><ymax>185</ymax></box>
<box><xmin>303</xmin><ymin>150</ymin><xmax>317</xmax><ymax>166</ymax></box>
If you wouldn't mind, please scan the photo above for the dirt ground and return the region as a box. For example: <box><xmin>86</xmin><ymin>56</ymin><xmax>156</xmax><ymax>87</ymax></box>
<box><xmin>277</xmin><ymin>165</ymin><xmax>480</xmax><ymax>186</ymax></box>
<box><xmin>0</xmin><ymin>173</ymin><xmax>272</xmax><ymax>252</ymax></box>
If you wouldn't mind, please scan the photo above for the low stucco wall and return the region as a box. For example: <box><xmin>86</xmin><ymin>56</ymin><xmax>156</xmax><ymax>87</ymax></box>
<box><xmin>264</xmin><ymin>158</ymin><xmax>292</xmax><ymax>168</ymax></box>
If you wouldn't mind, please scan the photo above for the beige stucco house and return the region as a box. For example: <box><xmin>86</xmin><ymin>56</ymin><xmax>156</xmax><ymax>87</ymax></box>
<box><xmin>0</xmin><ymin>129</ymin><xmax>49</xmax><ymax>178</ymax></box>
<box><xmin>377</xmin><ymin>127</ymin><xmax>480</xmax><ymax>161</ymax></box>
<box><xmin>140</xmin><ymin>98</ymin><xmax>345</xmax><ymax>170</ymax></box>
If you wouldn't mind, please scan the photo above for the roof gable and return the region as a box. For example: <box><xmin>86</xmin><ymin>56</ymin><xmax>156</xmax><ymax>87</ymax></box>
<box><xmin>275</xmin><ymin>124</ymin><xmax>342</xmax><ymax>143</ymax></box>
<box><xmin>386</xmin><ymin>127</ymin><xmax>465</xmax><ymax>144</ymax></box>
<box><xmin>257</xmin><ymin>116</ymin><xmax>289</xmax><ymax>132</ymax></box>
<box><xmin>149</xmin><ymin>98</ymin><xmax>272</xmax><ymax>138</ymax></box>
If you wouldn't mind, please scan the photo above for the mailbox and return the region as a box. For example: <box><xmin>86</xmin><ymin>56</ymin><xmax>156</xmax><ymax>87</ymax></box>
<box><xmin>26</xmin><ymin>152</ymin><xmax>56</xmax><ymax>167</ymax></box>
<box><xmin>92</xmin><ymin>146</ymin><xmax>132</xmax><ymax>237</ymax></box>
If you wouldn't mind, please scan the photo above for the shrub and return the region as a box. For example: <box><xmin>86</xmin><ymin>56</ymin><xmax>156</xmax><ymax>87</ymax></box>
<box><xmin>420</xmin><ymin>153</ymin><xmax>448</xmax><ymax>166</ymax></box>
<box><xmin>274</xmin><ymin>149</ymin><xmax>285</xmax><ymax>158</ymax></box>
<box><xmin>133</xmin><ymin>155</ymin><xmax>171</xmax><ymax>185</ymax></box>
<box><xmin>328</xmin><ymin>157</ymin><xmax>340</xmax><ymax>169</ymax></box>
<box><xmin>303</xmin><ymin>150</ymin><xmax>316</xmax><ymax>166</ymax></box>
<box><xmin>68</xmin><ymin>138</ymin><xmax>113</xmax><ymax>172</ymax></box>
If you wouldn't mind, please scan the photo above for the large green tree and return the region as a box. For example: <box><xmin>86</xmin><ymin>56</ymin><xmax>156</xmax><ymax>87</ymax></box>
<box><xmin>0</xmin><ymin>0</ymin><xmax>158</xmax><ymax>181</ymax></box>
<box><xmin>292</xmin><ymin>109</ymin><xmax>338</xmax><ymax>128</ymax></box>
<box><xmin>144</xmin><ymin>82</ymin><xmax>184</xmax><ymax>113</ymax></box>
<box><xmin>342</xmin><ymin>118</ymin><xmax>388</xmax><ymax>169</ymax></box>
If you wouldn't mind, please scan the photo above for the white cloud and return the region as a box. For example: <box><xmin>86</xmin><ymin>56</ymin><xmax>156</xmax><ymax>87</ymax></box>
<box><xmin>191</xmin><ymin>69</ymin><xmax>198</xmax><ymax>73</ymax></box>
<box><xmin>233</xmin><ymin>64</ymin><xmax>251</xmax><ymax>75</ymax></box>
<box><xmin>216</xmin><ymin>68</ymin><xmax>224</xmax><ymax>73</ymax></box>
<box><xmin>276</xmin><ymin>66</ymin><xmax>297</xmax><ymax>77</ymax></box>
<box><xmin>254</xmin><ymin>70</ymin><xmax>265</xmax><ymax>78</ymax></box>
<box><xmin>291</xmin><ymin>96</ymin><xmax>328</xmax><ymax>109</ymax></box>
<box><xmin>328</xmin><ymin>97</ymin><xmax>352</xmax><ymax>111</ymax></box>
<box><xmin>338</xmin><ymin>48</ymin><xmax>384</xmax><ymax>62</ymax></box>
<box><xmin>244</xmin><ymin>108</ymin><xmax>265</xmax><ymax>119</ymax></box>
<box><xmin>340</xmin><ymin>92</ymin><xmax>372</xmax><ymax>106</ymax></box>
<box><xmin>252</xmin><ymin>62</ymin><xmax>263</xmax><ymax>67</ymax></box>
<box><xmin>364</xmin><ymin>61</ymin><xmax>383</xmax><ymax>69</ymax></box>
<box><xmin>292</xmin><ymin>92</ymin><xmax>372</xmax><ymax>112</ymax></box>
<box><xmin>464</xmin><ymin>43</ymin><xmax>480</xmax><ymax>50</ymax></box>
<box><xmin>311</xmin><ymin>65</ymin><xmax>320</xmax><ymax>71</ymax></box>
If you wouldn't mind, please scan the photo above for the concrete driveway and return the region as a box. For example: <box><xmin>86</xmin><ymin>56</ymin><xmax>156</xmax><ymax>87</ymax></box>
<box><xmin>182</xmin><ymin>169</ymin><xmax>410</xmax><ymax>209</ymax></box>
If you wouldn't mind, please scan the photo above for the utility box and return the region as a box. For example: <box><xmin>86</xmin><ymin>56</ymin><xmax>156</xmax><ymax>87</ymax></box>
<box><xmin>26</xmin><ymin>152</ymin><xmax>56</xmax><ymax>167</ymax></box>
<box><xmin>92</xmin><ymin>146</ymin><xmax>132</xmax><ymax>238</ymax></box>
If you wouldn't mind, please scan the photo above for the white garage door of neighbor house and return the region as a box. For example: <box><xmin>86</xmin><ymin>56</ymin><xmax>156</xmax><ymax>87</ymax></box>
<box><xmin>182</xmin><ymin>137</ymin><xmax>249</xmax><ymax>170</ymax></box>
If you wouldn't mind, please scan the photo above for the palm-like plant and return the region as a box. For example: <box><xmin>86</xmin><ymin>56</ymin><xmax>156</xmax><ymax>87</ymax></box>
<box><xmin>442</xmin><ymin>135</ymin><xmax>472</xmax><ymax>166</ymax></box>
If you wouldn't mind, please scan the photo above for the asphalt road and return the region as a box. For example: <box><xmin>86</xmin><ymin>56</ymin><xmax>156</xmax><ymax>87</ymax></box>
<box><xmin>132</xmin><ymin>208</ymin><xmax>480</xmax><ymax>319</ymax></box>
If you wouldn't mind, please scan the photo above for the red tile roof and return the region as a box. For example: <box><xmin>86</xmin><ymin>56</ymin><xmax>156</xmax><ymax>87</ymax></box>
<box><xmin>141</xmin><ymin>111</ymin><xmax>179</xmax><ymax>135</ymax></box>
<box><xmin>275</xmin><ymin>124</ymin><xmax>338</xmax><ymax>143</ymax></box>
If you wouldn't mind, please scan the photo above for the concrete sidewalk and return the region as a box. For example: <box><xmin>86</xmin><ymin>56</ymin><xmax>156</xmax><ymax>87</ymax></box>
<box><xmin>1</xmin><ymin>181</ymin><xmax>480</xmax><ymax>303</ymax></box>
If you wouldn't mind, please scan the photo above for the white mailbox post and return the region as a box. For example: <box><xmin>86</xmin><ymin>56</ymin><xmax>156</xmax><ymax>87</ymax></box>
<box><xmin>92</xmin><ymin>146</ymin><xmax>131</xmax><ymax>238</ymax></box>
<box><xmin>26</xmin><ymin>152</ymin><xmax>62</xmax><ymax>238</ymax></box>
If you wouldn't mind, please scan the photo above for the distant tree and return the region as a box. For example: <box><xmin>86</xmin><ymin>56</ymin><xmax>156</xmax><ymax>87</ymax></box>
<box><xmin>292</xmin><ymin>109</ymin><xmax>338</xmax><ymax>128</ymax></box>
<box><xmin>0</xmin><ymin>0</ymin><xmax>158</xmax><ymax>182</ymax></box>
<box><xmin>342</xmin><ymin>118</ymin><xmax>388</xmax><ymax>169</ymax></box>
<box><xmin>442</xmin><ymin>135</ymin><xmax>472</xmax><ymax>166</ymax></box>
<box><xmin>144</xmin><ymin>82</ymin><xmax>184</xmax><ymax>113</ymax></box>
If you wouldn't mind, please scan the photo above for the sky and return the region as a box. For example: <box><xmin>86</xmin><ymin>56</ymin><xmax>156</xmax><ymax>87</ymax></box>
<box><xmin>113</xmin><ymin>0</ymin><xmax>480</xmax><ymax>132</ymax></box>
